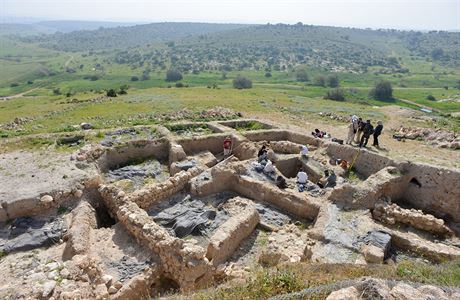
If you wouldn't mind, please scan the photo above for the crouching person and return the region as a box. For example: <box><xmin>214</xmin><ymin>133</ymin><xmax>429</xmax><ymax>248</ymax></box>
<box><xmin>296</xmin><ymin>168</ymin><xmax>308</xmax><ymax>192</ymax></box>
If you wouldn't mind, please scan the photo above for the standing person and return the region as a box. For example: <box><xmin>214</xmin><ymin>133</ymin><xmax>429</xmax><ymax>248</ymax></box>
<box><xmin>346</xmin><ymin>116</ymin><xmax>358</xmax><ymax>145</ymax></box>
<box><xmin>373</xmin><ymin>121</ymin><xmax>384</xmax><ymax>147</ymax></box>
<box><xmin>359</xmin><ymin>120</ymin><xmax>374</xmax><ymax>148</ymax></box>
<box><xmin>355</xmin><ymin>118</ymin><xmax>364</xmax><ymax>144</ymax></box>
<box><xmin>223</xmin><ymin>136</ymin><xmax>232</xmax><ymax>156</ymax></box>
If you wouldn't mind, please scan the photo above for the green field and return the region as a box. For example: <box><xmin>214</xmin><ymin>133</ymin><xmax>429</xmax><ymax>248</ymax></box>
<box><xmin>0</xmin><ymin>22</ymin><xmax>459</xmax><ymax>142</ymax></box>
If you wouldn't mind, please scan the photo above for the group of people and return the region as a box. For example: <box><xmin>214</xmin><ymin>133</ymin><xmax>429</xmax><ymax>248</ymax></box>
<box><xmin>346</xmin><ymin>116</ymin><xmax>383</xmax><ymax>148</ymax></box>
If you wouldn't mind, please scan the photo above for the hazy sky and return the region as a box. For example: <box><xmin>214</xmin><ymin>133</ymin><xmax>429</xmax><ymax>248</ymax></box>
<box><xmin>1</xmin><ymin>0</ymin><xmax>459</xmax><ymax>30</ymax></box>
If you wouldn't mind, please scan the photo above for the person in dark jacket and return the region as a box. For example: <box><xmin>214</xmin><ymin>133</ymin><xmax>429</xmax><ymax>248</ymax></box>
<box><xmin>373</xmin><ymin>121</ymin><xmax>384</xmax><ymax>147</ymax></box>
<box><xmin>359</xmin><ymin>120</ymin><xmax>374</xmax><ymax>148</ymax></box>
<box><xmin>276</xmin><ymin>175</ymin><xmax>288</xmax><ymax>189</ymax></box>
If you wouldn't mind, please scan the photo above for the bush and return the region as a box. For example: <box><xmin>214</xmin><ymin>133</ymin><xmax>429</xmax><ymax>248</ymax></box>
<box><xmin>265</xmin><ymin>72</ymin><xmax>272</xmax><ymax>78</ymax></box>
<box><xmin>326</xmin><ymin>74</ymin><xmax>339</xmax><ymax>87</ymax></box>
<box><xmin>10</xmin><ymin>83</ymin><xmax>19</xmax><ymax>87</ymax></box>
<box><xmin>314</xmin><ymin>76</ymin><xmax>326</xmax><ymax>87</ymax></box>
<box><xmin>118</xmin><ymin>84</ymin><xmax>129</xmax><ymax>95</ymax></box>
<box><xmin>27</xmin><ymin>80</ymin><xmax>33</xmax><ymax>85</ymax></box>
<box><xmin>324</xmin><ymin>88</ymin><xmax>346</xmax><ymax>101</ymax></box>
<box><xmin>106</xmin><ymin>89</ymin><xmax>117</xmax><ymax>97</ymax></box>
<box><xmin>165</xmin><ymin>69</ymin><xmax>183</xmax><ymax>82</ymax></box>
<box><xmin>53</xmin><ymin>88</ymin><xmax>61</xmax><ymax>95</ymax></box>
<box><xmin>370</xmin><ymin>80</ymin><xmax>393</xmax><ymax>101</ymax></box>
<box><xmin>233</xmin><ymin>75</ymin><xmax>252</xmax><ymax>89</ymax></box>
<box><xmin>295</xmin><ymin>67</ymin><xmax>309</xmax><ymax>82</ymax></box>
<box><xmin>83</xmin><ymin>75</ymin><xmax>100</xmax><ymax>81</ymax></box>
<box><xmin>426</xmin><ymin>95</ymin><xmax>436</xmax><ymax>101</ymax></box>
<box><xmin>175</xmin><ymin>82</ymin><xmax>184</xmax><ymax>88</ymax></box>
<box><xmin>131</xmin><ymin>76</ymin><xmax>139</xmax><ymax>82</ymax></box>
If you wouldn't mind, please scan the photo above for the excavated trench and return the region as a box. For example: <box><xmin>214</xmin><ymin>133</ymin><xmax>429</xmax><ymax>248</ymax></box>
<box><xmin>2</xmin><ymin>121</ymin><xmax>460</xmax><ymax>298</ymax></box>
<box><xmin>104</xmin><ymin>158</ymin><xmax>170</xmax><ymax>191</ymax></box>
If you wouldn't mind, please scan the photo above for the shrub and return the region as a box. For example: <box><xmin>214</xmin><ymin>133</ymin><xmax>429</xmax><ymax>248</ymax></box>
<box><xmin>326</xmin><ymin>74</ymin><xmax>339</xmax><ymax>87</ymax></box>
<box><xmin>175</xmin><ymin>82</ymin><xmax>184</xmax><ymax>88</ymax></box>
<box><xmin>426</xmin><ymin>95</ymin><xmax>436</xmax><ymax>101</ymax></box>
<box><xmin>27</xmin><ymin>80</ymin><xmax>33</xmax><ymax>85</ymax></box>
<box><xmin>324</xmin><ymin>88</ymin><xmax>346</xmax><ymax>101</ymax></box>
<box><xmin>10</xmin><ymin>83</ymin><xmax>19</xmax><ymax>87</ymax></box>
<box><xmin>295</xmin><ymin>67</ymin><xmax>309</xmax><ymax>82</ymax></box>
<box><xmin>370</xmin><ymin>80</ymin><xmax>393</xmax><ymax>101</ymax></box>
<box><xmin>106</xmin><ymin>89</ymin><xmax>117</xmax><ymax>97</ymax></box>
<box><xmin>53</xmin><ymin>88</ymin><xmax>61</xmax><ymax>95</ymax></box>
<box><xmin>314</xmin><ymin>76</ymin><xmax>326</xmax><ymax>87</ymax></box>
<box><xmin>233</xmin><ymin>75</ymin><xmax>252</xmax><ymax>89</ymax></box>
<box><xmin>165</xmin><ymin>69</ymin><xmax>183</xmax><ymax>82</ymax></box>
<box><xmin>265</xmin><ymin>72</ymin><xmax>272</xmax><ymax>78</ymax></box>
<box><xmin>131</xmin><ymin>76</ymin><xmax>139</xmax><ymax>81</ymax></box>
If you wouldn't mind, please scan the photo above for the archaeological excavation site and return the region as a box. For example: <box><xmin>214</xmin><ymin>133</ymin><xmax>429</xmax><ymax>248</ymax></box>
<box><xmin>1</xmin><ymin>118</ymin><xmax>460</xmax><ymax>299</ymax></box>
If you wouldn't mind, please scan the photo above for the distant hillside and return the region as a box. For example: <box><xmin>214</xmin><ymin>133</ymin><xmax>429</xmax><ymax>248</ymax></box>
<box><xmin>0</xmin><ymin>23</ymin><xmax>56</xmax><ymax>36</ymax></box>
<box><xmin>109</xmin><ymin>24</ymin><xmax>460</xmax><ymax>73</ymax></box>
<box><xmin>22</xmin><ymin>22</ymin><xmax>250</xmax><ymax>51</ymax></box>
<box><xmin>35</xmin><ymin>20</ymin><xmax>142</xmax><ymax>33</ymax></box>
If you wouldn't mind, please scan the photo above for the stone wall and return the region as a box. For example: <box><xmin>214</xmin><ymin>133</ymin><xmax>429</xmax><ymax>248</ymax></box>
<box><xmin>97</xmin><ymin>139</ymin><xmax>169</xmax><ymax>172</ymax></box>
<box><xmin>177</xmin><ymin>133</ymin><xmax>243</xmax><ymax>156</ymax></box>
<box><xmin>206</xmin><ymin>204</ymin><xmax>260</xmax><ymax>265</ymax></box>
<box><xmin>399</xmin><ymin>162</ymin><xmax>460</xmax><ymax>222</ymax></box>
<box><xmin>234</xmin><ymin>176</ymin><xmax>320</xmax><ymax>220</ymax></box>
<box><xmin>127</xmin><ymin>167</ymin><xmax>205</xmax><ymax>209</ymax></box>
<box><xmin>329</xmin><ymin>167</ymin><xmax>409</xmax><ymax>209</ymax></box>
<box><xmin>325</xmin><ymin>143</ymin><xmax>394</xmax><ymax>178</ymax></box>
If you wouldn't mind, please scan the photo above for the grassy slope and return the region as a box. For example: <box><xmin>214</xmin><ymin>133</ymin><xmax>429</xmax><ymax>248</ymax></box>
<box><xmin>190</xmin><ymin>261</ymin><xmax>460</xmax><ymax>299</ymax></box>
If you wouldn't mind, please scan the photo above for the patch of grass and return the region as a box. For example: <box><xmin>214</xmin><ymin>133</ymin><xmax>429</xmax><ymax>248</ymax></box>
<box><xmin>191</xmin><ymin>261</ymin><xmax>460</xmax><ymax>300</ymax></box>
<box><xmin>57</xmin><ymin>206</ymin><xmax>69</xmax><ymax>215</ymax></box>
<box><xmin>235</xmin><ymin>121</ymin><xmax>266</xmax><ymax>131</ymax></box>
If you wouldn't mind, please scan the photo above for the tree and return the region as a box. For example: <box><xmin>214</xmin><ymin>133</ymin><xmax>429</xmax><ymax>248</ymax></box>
<box><xmin>295</xmin><ymin>67</ymin><xmax>309</xmax><ymax>82</ymax></box>
<box><xmin>324</xmin><ymin>88</ymin><xmax>345</xmax><ymax>101</ymax></box>
<box><xmin>165</xmin><ymin>69</ymin><xmax>183</xmax><ymax>82</ymax></box>
<box><xmin>326</xmin><ymin>74</ymin><xmax>339</xmax><ymax>87</ymax></box>
<box><xmin>233</xmin><ymin>75</ymin><xmax>252</xmax><ymax>89</ymax></box>
<box><xmin>106</xmin><ymin>89</ymin><xmax>117</xmax><ymax>97</ymax></box>
<box><xmin>431</xmin><ymin>48</ymin><xmax>444</xmax><ymax>60</ymax></box>
<box><xmin>370</xmin><ymin>81</ymin><xmax>393</xmax><ymax>101</ymax></box>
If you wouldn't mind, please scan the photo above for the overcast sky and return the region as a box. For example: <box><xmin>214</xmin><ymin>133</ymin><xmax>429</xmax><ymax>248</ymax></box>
<box><xmin>1</xmin><ymin>0</ymin><xmax>459</xmax><ymax>30</ymax></box>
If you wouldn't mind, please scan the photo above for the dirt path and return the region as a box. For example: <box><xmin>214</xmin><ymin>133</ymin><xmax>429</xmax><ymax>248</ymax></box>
<box><xmin>0</xmin><ymin>87</ymin><xmax>40</xmax><ymax>100</ymax></box>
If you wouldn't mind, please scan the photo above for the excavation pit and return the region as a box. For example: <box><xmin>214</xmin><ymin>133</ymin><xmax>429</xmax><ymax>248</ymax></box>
<box><xmin>165</xmin><ymin>123</ymin><xmax>216</xmax><ymax>137</ymax></box>
<box><xmin>147</xmin><ymin>191</ymin><xmax>237</xmax><ymax>246</ymax></box>
<box><xmin>219</xmin><ymin>120</ymin><xmax>274</xmax><ymax>131</ymax></box>
<box><xmin>104</xmin><ymin>158</ymin><xmax>170</xmax><ymax>191</ymax></box>
<box><xmin>3</xmin><ymin>119</ymin><xmax>460</xmax><ymax>298</ymax></box>
<box><xmin>100</xmin><ymin>126</ymin><xmax>159</xmax><ymax>147</ymax></box>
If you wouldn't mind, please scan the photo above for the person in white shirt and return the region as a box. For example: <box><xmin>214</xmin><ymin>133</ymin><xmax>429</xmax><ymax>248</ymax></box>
<box><xmin>296</xmin><ymin>169</ymin><xmax>308</xmax><ymax>184</ymax></box>
<box><xmin>263</xmin><ymin>160</ymin><xmax>276</xmax><ymax>174</ymax></box>
<box><xmin>300</xmin><ymin>145</ymin><xmax>309</xmax><ymax>157</ymax></box>
<box><xmin>296</xmin><ymin>168</ymin><xmax>308</xmax><ymax>192</ymax></box>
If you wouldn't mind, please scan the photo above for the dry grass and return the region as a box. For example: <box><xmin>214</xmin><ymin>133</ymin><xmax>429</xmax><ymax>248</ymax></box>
<box><xmin>186</xmin><ymin>261</ymin><xmax>460</xmax><ymax>300</ymax></box>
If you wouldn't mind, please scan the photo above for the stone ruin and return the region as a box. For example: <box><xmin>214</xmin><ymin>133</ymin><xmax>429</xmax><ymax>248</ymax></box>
<box><xmin>1</xmin><ymin>118</ymin><xmax>460</xmax><ymax>299</ymax></box>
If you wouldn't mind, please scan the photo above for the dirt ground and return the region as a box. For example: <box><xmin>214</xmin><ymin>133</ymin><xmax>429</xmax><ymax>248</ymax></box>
<box><xmin>252</xmin><ymin>105</ymin><xmax>460</xmax><ymax>169</ymax></box>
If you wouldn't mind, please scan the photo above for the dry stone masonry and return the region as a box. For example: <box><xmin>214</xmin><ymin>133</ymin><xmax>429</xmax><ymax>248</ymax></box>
<box><xmin>1</xmin><ymin>118</ymin><xmax>460</xmax><ymax>299</ymax></box>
